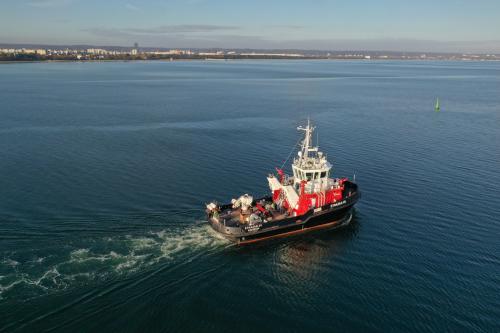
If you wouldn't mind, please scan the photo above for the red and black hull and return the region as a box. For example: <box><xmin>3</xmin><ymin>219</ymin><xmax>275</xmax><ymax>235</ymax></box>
<box><xmin>236</xmin><ymin>205</ymin><xmax>354</xmax><ymax>245</ymax></box>
<box><xmin>208</xmin><ymin>181</ymin><xmax>360</xmax><ymax>245</ymax></box>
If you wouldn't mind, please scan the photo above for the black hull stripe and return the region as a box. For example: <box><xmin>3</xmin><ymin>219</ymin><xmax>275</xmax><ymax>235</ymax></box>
<box><xmin>238</xmin><ymin>212</ymin><xmax>352</xmax><ymax>245</ymax></box>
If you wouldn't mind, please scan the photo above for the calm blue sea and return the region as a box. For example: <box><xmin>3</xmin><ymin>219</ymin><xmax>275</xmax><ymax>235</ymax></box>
<box><xmin>0</xmin><ymin>60</ymin><xmax>499</xmax><ymax>332</ymax></box>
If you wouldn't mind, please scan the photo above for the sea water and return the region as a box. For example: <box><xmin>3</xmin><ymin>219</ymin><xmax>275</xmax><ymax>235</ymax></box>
<box><xmin>0</xmin><ymin>60</ymin><xmax>499</xmax><ymax>332</ymax></box>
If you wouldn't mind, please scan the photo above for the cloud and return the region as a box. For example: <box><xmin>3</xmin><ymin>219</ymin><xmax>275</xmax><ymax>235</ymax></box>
<box><xmin>81</xmin><ymin>25</ymin><xmax>500</xmax><ymax>53</ymax></box>
<box><xmin>83</xmin><ymin>28</ymin><xmax>132</xmax><ymax>39</ymax></box>
<box><xmin>85</xmin><ymin>25</ymin><xmax>240</xmax><ymax>38</ymax></box>
<box><xmin>126</xmin><ymin>25</ymin><xmax>239</xmax><ymax>34</ymax></box>
<box><xmin>267</xmin><ymin>25</ymin><xmax>304</xmax><ymax>30</ymax></box>
<box><xmin>29</xmin><ymin>0</ymin><xmax>75</xmax><ymax>7</ymax></box>
<box><xmin>125</xmin><ymin>3</ymin><xmax>140</xmax><ymax>11</ymax></box>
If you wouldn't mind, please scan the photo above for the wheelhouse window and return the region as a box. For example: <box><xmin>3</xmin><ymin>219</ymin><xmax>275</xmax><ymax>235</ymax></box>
<box><xmin>320</xmin><ymin>171</ymin><xmax>327</xmax><ymax>178</ymax></box>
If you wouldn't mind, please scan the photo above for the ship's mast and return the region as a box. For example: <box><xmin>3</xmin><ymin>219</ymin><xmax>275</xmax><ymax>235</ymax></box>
<box><xmin>297</xmin><ymin>118</ymin><xmax>315</xmax><ymax>164</ymax></box>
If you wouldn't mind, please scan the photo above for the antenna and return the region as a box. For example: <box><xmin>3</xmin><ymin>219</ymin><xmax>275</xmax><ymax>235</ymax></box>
<box><xmin>296</xmin><ymin>119</ymin><xmax>316</xmax><ymax>164</ymax></box>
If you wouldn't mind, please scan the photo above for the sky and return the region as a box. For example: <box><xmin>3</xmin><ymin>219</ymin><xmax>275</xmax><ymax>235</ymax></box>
<box><xmin>1</xmin><ymin>0</ymin><xmax>500</xmax><ymax>52</ymax></box>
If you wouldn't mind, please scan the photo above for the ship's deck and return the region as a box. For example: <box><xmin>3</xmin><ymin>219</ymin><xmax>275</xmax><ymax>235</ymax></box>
<box><xmin>211</xmin><ymin>181</ymin><xmax>360</xmax><ymax>229</ymax></box>
<box><xmin>218</xmin><ymin>199</ymin><xmax>288</xmax><ymax>227</ymax></box>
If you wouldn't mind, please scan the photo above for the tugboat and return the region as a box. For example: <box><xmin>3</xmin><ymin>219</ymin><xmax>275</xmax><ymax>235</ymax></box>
<box><xmin>206</xmin><ymin>120</ymin><xmax>360</xmax><ymax>245</ymax></box>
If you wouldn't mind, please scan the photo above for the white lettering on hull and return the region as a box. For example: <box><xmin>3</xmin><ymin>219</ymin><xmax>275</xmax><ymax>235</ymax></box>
<box><xmin>330</xmin><ymin>200</ymin><xmax>347</xmax><ymax>208</ymax></box>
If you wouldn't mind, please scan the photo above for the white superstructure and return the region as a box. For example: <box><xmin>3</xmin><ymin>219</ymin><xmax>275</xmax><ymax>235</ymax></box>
<box><xmin>291</xmin><ymin>119</ymin><xmax>333</xmax><ymax>192</ymax></box>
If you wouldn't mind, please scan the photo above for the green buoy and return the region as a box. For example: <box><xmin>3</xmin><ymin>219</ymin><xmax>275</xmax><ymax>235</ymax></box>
<box><xmin>435</xmin><ymin>98</ymin><xmax>440</xmax><ymax>112</ymax></box>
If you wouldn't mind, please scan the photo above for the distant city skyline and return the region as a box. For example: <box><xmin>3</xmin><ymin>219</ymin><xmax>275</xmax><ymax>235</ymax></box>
<box><xmin>2</xmin><ymin>0</ymin><xmax>500</xmax><ymax>53</ymax></box>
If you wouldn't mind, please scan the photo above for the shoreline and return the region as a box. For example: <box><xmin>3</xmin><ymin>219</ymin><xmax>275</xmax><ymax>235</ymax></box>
<box><xmin>1</xmin><ymin>57</ymin><xmax>499</xmax><ymax>64</ymax></box>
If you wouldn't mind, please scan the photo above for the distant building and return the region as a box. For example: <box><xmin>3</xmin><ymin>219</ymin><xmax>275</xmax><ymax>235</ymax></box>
<box><xmin>87</xmin><ymin>48</ymin><xmax>107</xmax><ymax>55</ymax></box>
<box><xmin>131</xmin><ymin>42</ymin><xmax>139</xmax><ymax>55</ymax></box>
<box><xmin>199</xmin><ymin>51</ymin><xmax>225</xmax><ymax>56</ymax></box>
<box><xmin>240</xmin><ymin>52</ymin><xmax>304</xmax><ymax>57</ymax></box>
